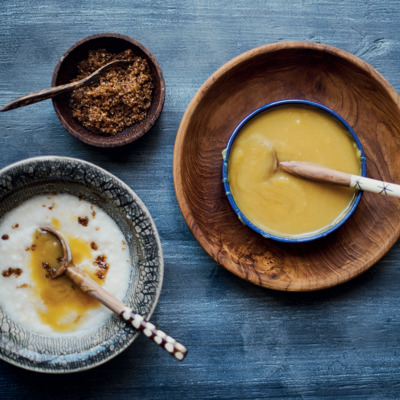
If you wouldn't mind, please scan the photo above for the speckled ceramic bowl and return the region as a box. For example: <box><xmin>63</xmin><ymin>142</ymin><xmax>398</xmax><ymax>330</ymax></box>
<box><xmin>0</xmin><ymin>156</ymin><xmax>163</xmax><ymax>373</ymax></box>
<box><xmin>52</xmin><ymin>33</ymin><xmax>165</xmax><ymax>148</ymax></box>
<box><xmin>222</xmin><ymin>99</ymin><xmax>366</xmax><ymax>243</ymax></box>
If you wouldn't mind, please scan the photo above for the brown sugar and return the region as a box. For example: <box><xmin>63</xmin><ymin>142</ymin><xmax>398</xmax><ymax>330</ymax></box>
<box><xmin>94</xmin><ymin>254</ymin><xmax>109</xmax><ymax>280</ymax></box>
<box><xmin>78</xmin><ymin>216</ymin><xmax>89</xmax><ymax>227</ymax></box>
<box><xmin>2</xmin><ymin>267</ymin><xmax>22</xmax><ymax>278</ymax></box>
<box><xmin>69</xmin><ymin>48</ymin><xmax>153</xmax><ymax>136</ymax></box>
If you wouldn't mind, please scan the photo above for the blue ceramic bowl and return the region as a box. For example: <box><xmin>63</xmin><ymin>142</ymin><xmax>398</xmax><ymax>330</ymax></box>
<box><xmin>222</xmin><ymin>99</ymin><xmax>366</xmax><ymax>243</ymax></box>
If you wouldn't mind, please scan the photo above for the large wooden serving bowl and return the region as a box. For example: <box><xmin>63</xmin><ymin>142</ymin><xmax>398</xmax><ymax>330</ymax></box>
<box><xmin>173</xmin><ymin>41</ymin><xmax>400</xmax><ymax>291</ymax></box>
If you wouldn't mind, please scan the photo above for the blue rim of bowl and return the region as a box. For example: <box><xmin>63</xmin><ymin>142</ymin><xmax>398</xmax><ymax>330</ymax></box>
<box><xmin>222</xmin><ymin>99</ymin><xmax>367</xmax><ymax>243</ymax></box>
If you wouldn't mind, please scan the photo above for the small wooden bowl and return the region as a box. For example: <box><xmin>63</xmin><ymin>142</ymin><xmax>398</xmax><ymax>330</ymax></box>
<box><xmin>173</xmin><ymin>41</ymin><xmax>400</xmax><ymax>291</ymax></box>
<box><xmin>51</xmin><ymin>33</ymin><xmax>165</xmax><ymax>147</ymax></box>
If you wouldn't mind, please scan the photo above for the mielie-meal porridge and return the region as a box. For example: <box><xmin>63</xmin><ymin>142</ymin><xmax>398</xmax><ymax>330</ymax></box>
<box><xmin>0</xmin><ymin>194</ymin><xmax>131</xmax><ymax>336</ymax></box>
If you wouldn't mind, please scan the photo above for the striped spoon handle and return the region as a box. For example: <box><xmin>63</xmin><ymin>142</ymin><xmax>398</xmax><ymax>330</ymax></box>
<box><xmin>121</xmin><ymin>307</ymin><xmax>188</xmax><ymax>361</ymax></box>
<box><xmin>279</xmin><ymin>161</ymin><xmax>400</xmax><ymax>198</ymax></box>
<box><xmin>41</xmin><ymin>226</ymin><xmax>188</xmax><ymax>362</ymax></box>
<box><xmin>65</xmin><ymin>265</ymin><xmax>188</xmax><ymax>361</ymax></box>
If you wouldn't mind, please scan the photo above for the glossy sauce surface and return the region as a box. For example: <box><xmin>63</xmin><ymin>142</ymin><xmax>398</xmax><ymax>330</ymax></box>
<box><xmin>30</xmin><ymin>228</ymin><xmax>101</xmax><ymax>332</ymax></box>
<box><xmin>0</xmin><ymin>194</ymin><xmax>132</xmax><ymax>336</ymax></box>
<box><xmin>228</xmin><ymin>105</ymin><xmax>361</xmax><ymax>238</ymax></box>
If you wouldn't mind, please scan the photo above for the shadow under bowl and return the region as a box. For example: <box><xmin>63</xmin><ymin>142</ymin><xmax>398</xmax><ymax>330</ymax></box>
<box><xmin>51</xmin><ymin>33</ymin><xmax>165</xmax><ymax>148</ymax></box>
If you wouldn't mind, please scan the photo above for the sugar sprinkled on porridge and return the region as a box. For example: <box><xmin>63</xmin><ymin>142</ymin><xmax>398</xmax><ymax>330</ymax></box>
<box><xmin>0</xmin><ymin>194</ymin><xmax>132</xmax><ymax>336</ymax></box>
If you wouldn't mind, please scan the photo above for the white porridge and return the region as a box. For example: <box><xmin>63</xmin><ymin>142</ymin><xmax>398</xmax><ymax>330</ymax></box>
<box><xmin>0</xmin><ymin>194</ymin><xmax>132</xmax><ymax>336</ymax></box>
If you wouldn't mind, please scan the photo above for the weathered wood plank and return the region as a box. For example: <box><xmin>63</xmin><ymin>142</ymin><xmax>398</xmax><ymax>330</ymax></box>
<box><xmin>1</xmin><ymin>0</ymin><xmax>400</xmax><ymax>399</ymax></box>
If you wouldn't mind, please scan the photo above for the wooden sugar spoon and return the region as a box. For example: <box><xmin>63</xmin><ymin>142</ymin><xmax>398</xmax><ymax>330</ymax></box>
<box><xmin>0</xmin><ymin>60</ymin><xmax>130</xmax><ymax>112</ymax></box>
<box><xmin>277</xmin><ymin>159</ymin><xmax>400</xmax><ymax>198</ymax></box>
<box><xmin>39</xmin><ymin>226</ymin><xmax>188</xmax><ymax>361</ymax></box>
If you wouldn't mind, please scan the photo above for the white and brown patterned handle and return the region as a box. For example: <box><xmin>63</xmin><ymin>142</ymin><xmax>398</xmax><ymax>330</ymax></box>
<box><xmin>41</xmin><ymin>227</ymin><xmax>188</xmax><ymax>362</ymax></box>
<box><xmin>65</xmin><ymin>265</ymin><xmax>188</xmax><ymax>361</ymax></box>
<box><xmin>279</xmin><ymin>161</ymin><xmax>400</xmax><ymax>198</ymax></box>
<box><xmin>121</xmin><ymin>307</ymin><xmax>188</xmax><ymax>361</ymax></box>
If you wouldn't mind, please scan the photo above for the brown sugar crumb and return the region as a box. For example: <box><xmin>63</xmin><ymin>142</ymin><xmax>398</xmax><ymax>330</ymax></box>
<box><xmin>42</xmin><ymin>262</ymin><xmax>57</xmax><ymax>278</ymax></box>
<box><xmin>48</xmin><ymin>203</ymin><xmax>55</xmax><ymax>210</ymax></box>
<box><xmin>12</xmin><ymin>224</ymin><xmax>19</xmax><ymax>229</ymax></box>
<box><xmin>2</xmin><ymin>267</ymin><xmax>22</xmax><ymax>278</ymax></box>
<box><xmin>91</xmin><ymin>207</ymin><xmax>96</xmax><ymax>218</ymax></box>
<box><xmin>78</xmin><ymin>216</ymin><xmax>89</xmax><ymax>227</ymax></box>
<box><xmin>90</xmin><ymin>241</ymin><xmax>98</xmax><ymax>250</ymax></box>
<box><xmin>94</xmin><ymin>254</ymin><xmax>109</xmax><ymax>280</ymax></box>
<box><xmin>1</xmin><ymin>234</ymin><xmax>9</xmax><ymax>240</ymax></box>
<box><xmin>17</xmin><ymin>283</ymin><xmax>29</xmax><ymax>288</ymax></box>
<box><xmin>96</xmin><ymin>272</ymin><xmax>105</xmax><ymax>280</ymax></box>
<box><xmin>69</xmin><ymin>48</ymin><xmax>153</xmax><ymax>136</ymax></box>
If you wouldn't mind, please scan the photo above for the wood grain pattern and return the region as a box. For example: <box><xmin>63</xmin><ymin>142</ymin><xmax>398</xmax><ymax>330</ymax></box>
<box><xmin>279</xmin><ymin>161</ymin><xmax>354</xmax><ymax>186</ymax></box>
<box><xmin>173</xmin><ymin>41</ymin><xmax>400</xmax><ymax>291</ymax></box>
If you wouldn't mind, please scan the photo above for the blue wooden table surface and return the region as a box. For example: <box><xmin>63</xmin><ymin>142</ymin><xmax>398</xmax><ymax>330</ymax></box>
<box><xmin>1</xmin><ymin>1</ymin><xmax>400</xmax><ymax>399</ymax></box>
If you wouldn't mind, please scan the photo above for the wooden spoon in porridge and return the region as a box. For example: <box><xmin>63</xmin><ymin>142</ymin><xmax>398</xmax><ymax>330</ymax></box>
<box><xmin>39</xmin><ymin>226</ymin><xmax>187</xmax><ymax>361</ymax></box>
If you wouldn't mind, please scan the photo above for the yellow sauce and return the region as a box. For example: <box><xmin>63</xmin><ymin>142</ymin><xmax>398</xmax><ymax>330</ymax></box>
<box><xmin>228</xmin><ymin>105</ymin><xmax>361</xmax><ymax>238</ymax></box>
<box><xmin>29</xmin><ymin>228</ymin><xmax>102</xmax><ymax>332</ymax></box>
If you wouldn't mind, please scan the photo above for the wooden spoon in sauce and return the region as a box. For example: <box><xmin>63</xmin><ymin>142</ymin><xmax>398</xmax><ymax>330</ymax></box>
<box><xmin>279</xmin><ymin>160</ymin><xmax>400</xmax><ymax>198</ymax></box>
<box><xmin>39</xmin><ymin>226</ymin><xmax>188</xmax><ymax>361</ymax></box>
<box><xmin>0</xmin><ymin>60</ymin><xmax>130</xmax><ymax>112</ymax></box>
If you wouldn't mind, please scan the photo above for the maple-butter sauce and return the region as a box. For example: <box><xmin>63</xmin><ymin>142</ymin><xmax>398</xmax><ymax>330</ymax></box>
<box><xmin>228</xmin><ymin>105</ymin><xmax>361</xmax><ymax>238</ymax></box>
<box><xmin>0</xmin><ymin>194</ymin><xmax>132</xmax><ymax>336</ymax></box>
<box><xmin>30</xmin><ymin>225</ymin><xmax>109</xmax><ymax>332</ymax></box>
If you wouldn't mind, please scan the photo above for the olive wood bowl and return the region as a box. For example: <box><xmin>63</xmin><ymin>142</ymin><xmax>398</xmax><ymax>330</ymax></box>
<box><xmin>173</xmin><ymin>41</ymin><xmax>400</xmax><ymax>291</ymax></box>
<box><xmin>52</xmin><ymin>33</ymin><xmax>165</xmax><ymax>148</ymax></box>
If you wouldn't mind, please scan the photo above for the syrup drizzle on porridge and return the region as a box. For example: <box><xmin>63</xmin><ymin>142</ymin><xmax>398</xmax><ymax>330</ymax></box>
<box><xmin>0</xmin><ymin>194</ymin><xmax>132</xmax><ymax>335</ymax></box>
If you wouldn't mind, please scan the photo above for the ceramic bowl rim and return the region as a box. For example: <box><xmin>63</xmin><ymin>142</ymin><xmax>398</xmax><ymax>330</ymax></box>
<box><xmin>222</xmin><ymin>99</ymin><xmax>367</xmax><ymax>243</ymax></box>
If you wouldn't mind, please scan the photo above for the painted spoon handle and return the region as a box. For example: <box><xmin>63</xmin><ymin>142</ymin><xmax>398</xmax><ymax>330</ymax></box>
<box><xmin>120</xmin><ymin>307</ymin><xmax>188</xmax><ymax>361</ymax></box>
<box><xmin>279</xmin><ymin>161</ymin><xmax>400</xmax><ymax>198</ymax></box>
<box><xmin>66</xmin><ymin>265</ymin><xmax>188</xmax><ymax>361</ymax></box>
